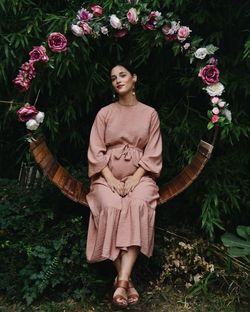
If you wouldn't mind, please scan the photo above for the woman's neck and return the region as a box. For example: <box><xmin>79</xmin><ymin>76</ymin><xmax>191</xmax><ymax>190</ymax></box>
<box><xmin>118</xmin><ymin>93</ymin><xmax>138</xmax><ymax>106</ymax></box>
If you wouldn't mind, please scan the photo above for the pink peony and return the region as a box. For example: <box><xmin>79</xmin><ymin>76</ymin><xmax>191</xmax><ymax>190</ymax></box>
<box><xmin>13</xmin><ymin>75</ymin><xmax>30</xmax><ymax>92</ymax></box>
<box><xmin>114</xmin><ymin>29</ymin><xmax>128</xmax><ymax>38</ymax></box>
<box><xmin>29</xmin><ymin>45</ymin><xmax>49</xmax><ymax>63</ymax></box>
<box><xmin>48</xmin><ymin>32</ymin><xmax>67</xmax><ymax>53</ymax></box>
<box><xmin>91</xmin><ymin>4</ymin><xmax>103</xmax><ymax>17</ymax></box>
<box><xmin>21</xmin><ymin>61</ymin><xmax>36</xmax><ymax>79</ymax></box>
<box><xmin>211</xmin><ymin>114</ymin><xmax>219</xmax><ymax>123</ymax></box>
<box><xmin>17</xmin><ymin>105</ymin><xmax>39</xmax><ymax>122</ymax></box>
<box><xmin>127</xmin><ymin>8</ymin><xmax>138</xmax><ymax>24</ymax></box>
<box><xmin>177</xmin><ymin>26</ymin><xmax>191</xmax><ymax>41</ymax></box>
<box><xmin>198</xmin><ymin>65</ymin><xmax>220</xmax><ymax>85</ymax></box>
<box><xmin>79</xmin><ymin>22</ymin><xmax>92</xmax><ymax>34</ymax></box>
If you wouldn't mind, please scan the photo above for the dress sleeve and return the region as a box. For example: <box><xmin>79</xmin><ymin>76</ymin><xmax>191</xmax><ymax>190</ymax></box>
<box><xmin>87</xmin><ymin>108</ymin><xmax>110</xmax><ymax>178</ymax></box>
<box><xmin>138</xmin><ymin>110</ymin><xmax>162</xmax><ymax>178</ymax></box>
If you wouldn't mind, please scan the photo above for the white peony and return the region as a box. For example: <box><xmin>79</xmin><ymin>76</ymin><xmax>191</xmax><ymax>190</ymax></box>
<box><xmin>71</xmin><ymin>24</ymin><xmax>84</xmax><ymax>37</ymax></box>
<box><xmin>221</xmin><ymin>108</ymin><xmax>232</xmax><ymax>122</ymax></box>
<box><xmin>194</xmin><ymin>47</ymin><xmax>208</xmax><ymax>59</ymax></box>
<box><xmin>35</xmin><ymin>111</ymin><xmax>45</xmax><ymax>123</ymax></box>
<box><xmin>26</xmin><ymin>119</ymin><xmax>40</xmax><ymax>131</ymax></box>
<box><xmin>110</xmin><ymin>14</ymin><xmax>122</xmax><ymax>29</ymax></box>
<box><xmin>205</xmin><ymin>82</ymin><xmax>225</xmax><ymax>96</ymax></box>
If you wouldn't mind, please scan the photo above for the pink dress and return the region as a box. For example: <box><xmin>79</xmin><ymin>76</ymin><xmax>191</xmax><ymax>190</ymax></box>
<box><xmin>86</xmin><ymin>102</ymin><xmax>162</xmax><ymax>262</ymax></box>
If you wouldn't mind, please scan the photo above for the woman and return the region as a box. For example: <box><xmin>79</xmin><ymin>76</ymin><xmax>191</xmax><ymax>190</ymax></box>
<box><xmin>86</xmin><ymin>62</ymin><xmax>162</xmax><ymax>307</ymax></box>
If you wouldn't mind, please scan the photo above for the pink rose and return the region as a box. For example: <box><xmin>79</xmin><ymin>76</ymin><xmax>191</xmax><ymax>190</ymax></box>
<box><xmin>211</xmin><ymin>114</ymin><xmax>219</xmax><ymax>123</ymax></box>
<box><xmin>212</xmin><ymin>107</ymin><xmax>220</xmax><ymax>115</ymax></box>
<box><xmin>91</xmin><ymin>5</ymin><xmax>103</xmax><ymax>17</ymax></box>
<box><xmin>17</xmin><ymin>105</ymin><xmax>39</xmax><ymax>122</ymax></box>
<box><xmin>48</xmin><ymin>32</ymin><xmax>67</xmax><ymax>53</ymax></box>
<box><xmin>29</xmin><ymin>45</ymin><xmax>49</xmax><ymax>63</ymax></box>
<box><xmin>218</xmin><ymin>101</ymin><xmax>226</xmax><ymax>108</ymax></box>
<box><xmin>211</xmin><ymin>97</ymin><xmax>220</xmax><ymax>104</ymax></box>
<box><xmin>177</xmin><ymin>26</ymin><xmax>191</xmax><ymax>41</ymax></box>
<box><xmin>198</xmin><ymin>65</ymin><xmax>220</xmax><ymax>85</ymax></box>
<box><xmin>114</xmin><ymin>29</ymin><xmax>128</xmax><ymax>38</ymax></box>
<box><xmin>79</xmin><ymin>22</ymin><xmax>92</xmax><ymax>34</ymax></box>
<box><xmin>127</xmin><ymin>8</ymin><xmax>138</xmax><ymax>24</ymax></box>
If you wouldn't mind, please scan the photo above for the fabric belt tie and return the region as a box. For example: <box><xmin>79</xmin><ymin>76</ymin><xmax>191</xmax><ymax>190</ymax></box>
<box><xmin>114</xmin><ymin>144</ymin><xmax>133</xmax><ymax>161</ymax></box>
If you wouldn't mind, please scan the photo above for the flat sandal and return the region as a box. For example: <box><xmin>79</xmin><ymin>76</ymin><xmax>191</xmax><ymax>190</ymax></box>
<box><xmin>112</xmin><ymin>280</ymin><xmax>129</xmax><ymax>308</ymax></box>
<box><xmin>127</xmin><ymin>280</ymin><xmax>139</xmax><ymax>305</ymax></box>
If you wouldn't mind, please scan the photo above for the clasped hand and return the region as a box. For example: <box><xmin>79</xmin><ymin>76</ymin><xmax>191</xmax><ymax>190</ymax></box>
<box><xmin>107</xmin><ymin>175</ymin><xmax>140</xmax><ymax>197</ymax></box>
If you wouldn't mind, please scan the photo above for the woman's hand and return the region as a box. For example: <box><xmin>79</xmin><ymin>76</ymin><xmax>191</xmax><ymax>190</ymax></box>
<box><xmin>123</xmin><ymin>175</ymin><xmax>141</xmax><ymax>196</ymax></box>
<box><xmin>106</xmin><ymin>176</ymin><xmax>125</xmax><ymax>196</ymax></box>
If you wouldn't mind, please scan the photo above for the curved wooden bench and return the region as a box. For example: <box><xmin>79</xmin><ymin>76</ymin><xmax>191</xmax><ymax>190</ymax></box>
<box><xmin>30</xmin><ymin>135</ymin><xmax>216</xmax><ymax>207</ymax></box>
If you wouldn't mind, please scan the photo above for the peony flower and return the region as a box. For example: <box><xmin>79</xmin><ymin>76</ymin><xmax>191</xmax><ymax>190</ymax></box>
<box><xmin>212</xmin><ymin>107</ymin><xmax>220</xmax><ymax>115</ymax></box>
<box><xmin>29</xmin><ymin>45</ymin><xmax>49</xmax><ymax>63</ymax></box>
<box><xmin>114</xmin><ymin>29</ymin><xmax>128</xmax><ymax>38</ymax></box>
<box><xmin>91</xmin><ymin>4</ymin><xmax>103</xmax><ymax>17</ymax></box>
<box><xmin>26</xmin><ymin>119</ymin><xmax>40</xmax><ymax>131</ymax></box>
<box><xmin>211</xmin><ymin>114</ymin><xmax>219</xmax><ymax>123</ymax></box>
<box><xmin>71</xmin><ymin>24</ymin><xmax>84</xmax><ymax>37</ymax></box>
<box><xmin>48</xmin><ymin>32</ymin><xmax>67</xmax><ymax>53</ymax></box>
<box><xmin>183</xmin><ymin>42</ymin><xmax>190</xmax><ymax>50</ymax></box>
<box><xmin>21</xmin><ymin>61</ymin><xmax>36</xmax><ymax>79</ymax></box>
<box><xmin>194</xmin><ymin>47</ymin><xmax>208</xmax><ymax>59</ymax></box>
<box><xmin>79</xmin><ymin>22</ymin><xmax>92</xmax><ymax>34</ymax></box>
<box><xmin>211</xmin><ymin>97</ymin><xmax>220</xmax><ymax>104</ymax></box>
<box><xmin>177</xmin><ymin>26</ymin><xmax>191</xmax><ymax>41</ymax></box>
<box><xmin>110</xmin><ymin>14</ymin><xmax>122</xmax><ymax>29</ymax></box>
<box><xmin>218</xmin><ymin>100</ymin><xmax>226</xmax><ymax>108</ymax></box>
<box><xmin>221</xmin><ymin>108</ymin><xmax>232</xmax><ymax>122</ymax></box>
<box><xmin>77</xmin><ymin>8</ymin><xmax>93</xmax><ymax>21</ymax></box>
<box><xmin>100</xmin><ymin>26</ymin><xmax>108</xmax><ymax>35</ymax></box>
<box><xmin>13</xmin><ymin>75</ymin><xmax>30</xmax><ymax>92</ymax></box>
<box><xmin>35</xmin><ymin>111</ymin><xmax>45</xmax><ymax>123</ymax></box>
<box><xmin>198</xmin><ymin>65</ymin><xmax>220</xmax><ymax>85</ymax></box>
<box><xmin>205</xmin><ymin>82</ymin><xmax>224</xmax><ymax>96</ymax></box>
<box><xmin>17</xmin><ymin>105</ymin><xmax>39</xmax><ymax>122</ymax></box>
<box><xmin>127</xmin><ymin>8</ymin><xmax>138</xmax><ymax>24</ymax></box>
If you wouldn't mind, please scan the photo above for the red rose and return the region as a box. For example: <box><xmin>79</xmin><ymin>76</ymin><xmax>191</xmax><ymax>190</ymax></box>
<box><xmin>17</xmin><ymin>105</ymin><xmax>39</xmax><ymax>122</ymax></box>
<box><xmin>198</xmin><ymin>65</ymin><xmax>220</xmax><ymax>85</ymax></box>
<box><xmin>29</xmin><ymin>45</ymin><xmax>49</xmax><ymax>63</ymax></box>
<box><xmin>48</xmin><ymin>32</ymin><xmax>67</xmax><ymax>53</ymax></box>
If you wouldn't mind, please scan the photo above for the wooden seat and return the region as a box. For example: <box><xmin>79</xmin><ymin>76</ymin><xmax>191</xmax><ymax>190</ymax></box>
<box><xmin>30</xmin><ymin>134</ymin><xmax>216</xmax><ymax>206</ymax></box>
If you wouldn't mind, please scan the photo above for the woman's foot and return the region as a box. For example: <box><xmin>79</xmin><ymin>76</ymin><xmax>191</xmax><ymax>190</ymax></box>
<box><xmin>112</xmin><ymin>280</ymin><xmax>129</xmax><ymax>308</ymax></box>
<box><xmin>127</xmin><ymin>280</ymin><xmax>139</xmax><ymax>305</ymax></box>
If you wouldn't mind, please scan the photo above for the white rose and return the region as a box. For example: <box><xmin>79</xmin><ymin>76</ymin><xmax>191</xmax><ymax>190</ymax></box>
<box><xmin>110</xmin><ymin>14</ymin><xmax>122</xmax><ymax>29</ymax></box>
<box><xmin>205</xmin><ymin>82</ymin><xmax>225</xmax><ymax>96</ymax></box>
<box><xmin>212</xmin><ymin>107</ymin><xmax>220</xmax><ymax>115</ymax></box>
<box><xmin>194</xmin><ymin>48</ymin><xmax>208</xmax><ymax>59</ymax></box>
<box><xmin>35</xmin><ymin>111</ymin><xmax>45</xmax><ymax>123</ymax></box>
<box><xmin>221</xmin><ymin>108</ymin><xmax>232</xmax><ymax>122</ymax></box>
<box><xmin>26</xmin><ymin>119</ymin><xmax>40</xmax><ymax>131</ymax></box>
<box><xmin>71</xmin><ymin>24</ymin><xmax>84</xmax><ymax>37</ymax></box>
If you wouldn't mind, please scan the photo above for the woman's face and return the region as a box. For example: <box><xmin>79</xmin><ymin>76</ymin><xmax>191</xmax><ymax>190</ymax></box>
<box><xmin>111</xmin><ymin>65</ymin><xmax>137</xmax><ymax>96</ymax></box>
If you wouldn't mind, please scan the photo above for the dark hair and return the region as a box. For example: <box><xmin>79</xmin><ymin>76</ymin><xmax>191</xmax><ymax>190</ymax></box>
<box><xmin>110</xmin><ymin>60</ymin><xmax>136</xmax><ymax>76</ymax></box>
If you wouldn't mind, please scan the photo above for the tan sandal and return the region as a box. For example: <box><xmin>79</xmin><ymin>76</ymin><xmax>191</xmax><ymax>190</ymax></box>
<box><xmin>112</xmin><ymin>280</ymin><xmax>129</xmax><ymax>308</ymax></box>
<box><xmin>127</xmin><ymin>280</ymin><xmax>139</xmax><ymax>305</ymax></box>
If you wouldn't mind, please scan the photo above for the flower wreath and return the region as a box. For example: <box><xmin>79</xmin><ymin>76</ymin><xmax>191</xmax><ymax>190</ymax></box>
<box><xmin>14</xmin><ymin>1</ymin><xmax>232</xmax><ymax>136</ymax></box>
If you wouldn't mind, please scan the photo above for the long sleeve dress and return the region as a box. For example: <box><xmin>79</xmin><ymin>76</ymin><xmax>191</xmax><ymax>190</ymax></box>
<box><xmin>86</xmin><ymin>101</ymin><xmax>162</xmax><ymax>262</ymax></box>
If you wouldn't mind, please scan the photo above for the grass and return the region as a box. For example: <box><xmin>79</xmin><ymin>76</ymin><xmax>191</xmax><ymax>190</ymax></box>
<box><xmin>0</xmin><ymin>285</ymin><xmax>249</xmax><ymax>312</ymax></box>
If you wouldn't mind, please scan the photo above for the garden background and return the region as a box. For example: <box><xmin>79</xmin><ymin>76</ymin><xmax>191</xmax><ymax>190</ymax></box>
<box><xmin>0</xmin><ymin>0</ymin><xmax>249</xmax><ymax>311</ymax></box>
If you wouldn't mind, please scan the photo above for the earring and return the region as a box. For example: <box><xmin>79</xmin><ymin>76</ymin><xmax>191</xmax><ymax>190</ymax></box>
<box><xmin>132</xmin><ymin>87</ymin><xmax>135</xmax><ymax>96</ymax></box>
<box><xmin>113</xmin><ymin>93</ymin><xmax>116</xmax><ymax>100</ymax></box>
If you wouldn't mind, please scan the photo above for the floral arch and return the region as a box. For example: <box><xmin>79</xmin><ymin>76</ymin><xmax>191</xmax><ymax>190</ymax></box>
<box><xmin>13</xmin><ymin>1</ymin><xmax>232</xmax><ymax>205</ymax></box>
